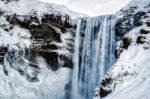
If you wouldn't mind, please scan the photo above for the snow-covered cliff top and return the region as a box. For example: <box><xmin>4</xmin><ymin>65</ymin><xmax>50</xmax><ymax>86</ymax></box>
<box><xmin>0</xmin><ymin>0</ymin><xmax>86</xmax><ymax>18</ymax></box>
<box><xmin>117</xmin><ymin>0</ymin><xmax>150</xmax><ymax>17</ymax></box>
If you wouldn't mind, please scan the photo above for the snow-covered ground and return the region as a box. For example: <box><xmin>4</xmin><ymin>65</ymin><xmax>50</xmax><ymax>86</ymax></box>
<box><xmin>103</xmin><ymin>24</ymin><xmax>150</xmax><ymax>99</ymax></box>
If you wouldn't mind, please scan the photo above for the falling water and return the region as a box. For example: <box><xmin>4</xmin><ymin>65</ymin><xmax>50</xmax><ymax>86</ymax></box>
<box><xmin>71</xmin><ymin>15</ymin><xmax>116</xmax><ymax>99</ymax></box>
<box><xmin>71</xmin><ymin>19</ymin><xmax>81</xmax><ymax>99</ymax></box>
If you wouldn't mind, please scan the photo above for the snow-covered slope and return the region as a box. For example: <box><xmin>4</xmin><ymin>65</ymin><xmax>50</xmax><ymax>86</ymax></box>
<box><xmin>94</xmin><ymin>0</ymin><xmax>150</xmax><ymax>99</ymax></box>
<box><xmin>0</xmin><ymin>0</ymin><xmax>86</xmax><ymax>18</ymax></box>
<box><xmin>103</xmin><ymin>25</ymin><xmax>150</xmax><ymax>99</ymax></box>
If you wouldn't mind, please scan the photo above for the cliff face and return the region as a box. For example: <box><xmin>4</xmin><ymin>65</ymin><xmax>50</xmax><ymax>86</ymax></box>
<box><xmin>0</xmin><ymin>0</ymin><xmax>78</xmax><ymax>71</ymax></box>
<box><xmin>0</xmin><ymin>0</ymin><xmax>85</xmax><ymax>98</ymax></box>
<box><xmin>94</xmin><ymin>0</ymin><xmax>150</xmax><ymax>99</ymax></box>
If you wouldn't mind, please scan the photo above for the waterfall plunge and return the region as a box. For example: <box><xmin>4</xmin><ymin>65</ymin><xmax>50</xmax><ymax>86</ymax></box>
<box><xmin>71</xmin><ymin>15</ymin><xmax>116</xmax><ymax>99</ymax></box>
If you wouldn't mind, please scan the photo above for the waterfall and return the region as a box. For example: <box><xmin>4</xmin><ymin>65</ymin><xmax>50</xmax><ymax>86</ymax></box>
<box><xmin>71</xmin><ymin>19</ymin><xmax>81</xmax><ymax>99</ymax></box>
<box><xmin>71</xmin><ymin>15</ymin><xmax>116</xmax><ymax>99</ymax></box>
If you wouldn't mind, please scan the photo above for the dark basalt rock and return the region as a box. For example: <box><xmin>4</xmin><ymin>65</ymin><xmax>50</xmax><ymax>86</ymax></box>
<box><xmin>41</xmin><ymin>14</ymin><xmax>73</xmax><ymax>32</ymax></box>
<box><xmin>1</xmin><ymin>0</ymin><xmax>19</xmax><ymax>3</ymax></box>
<box><xmin>100</xmin><ymin>87</ymin><xmax>112</xmax><ymax>98</ymax></box>
<box><xmin>41</xmin><ymin>44</ymin><xmax>58</xmax><ymax>50</ymax></box>
<box><xmin>40</xmin><ymin>51</ymin><xmax>59</xmax><ymax>70</ymax></box>
<box><xmin>115</xmin><ymin>10</ymin><xmax>146</xmax><ymax>38</ymax></box>
<box><xmin>6</xmin><ymin>13</ymin><xmax>74</xmax><ymax>32</ymax></box>
<box><xmin>140</xmin><ymin>29</ymin><xmax>149</xmax><ymax>34</ymax></box>
<box><xmin>99</xmin><ymin>77</ymin><xmax>113</xmax><ymax>98</ymax></box>
<box><xmin>133</xmin><ymin>11</ymin><xmax>145</xmax><ymax>27</ymax></box>
<box><xmin>146</xmin><ymin>22</ymin><xmax>150</xmax><ymax>27</ymax></box>
<box><xmin>29</xmin><ymin>45</ymin><xmax>57</xmax><ymax>70</ymax></box>
<box><xmin>0</xmin><ymin>10</ymin><xmax>4</xmax><ymax>16</ymax></box>
<box><xmin>59</xmin><ymin>55</ymin><xmax>73</xmax><ymax>68</ymax></box>
<box><xmin>101</xmin><ymin>77</ymin><xmax>112</xmax><ymax>86</ymax></box>
<box><xmin>115</xmin><ymin>6</ymin><xmax>137</xmax><ymax>37</ymax></box>
<box><xmin>6</xmin><ymin>15</ymin><xmax>30</xmax><ymax>29</ymax></box>
<box><xmin>136</xmin><ymin>36</ymin><xmax>146</xmax><ymax>44</ymax></box>
<box><xmin>30</xmin><ymin>23</ymin><xmax>61</xmax><ymax>43</ymax></box>
<box><xmin>122</xmin><ymin>37</ymin><xmax>131</xmax><ymax>49</ymax></box>
<box><xmin>0</xmin><ymin>47</ymin><xmax>8</xmax><ymax>64</ymax></box>
<box><xmin>115</xmin><ymin>18</ymin><xmax>133</xmax><ymax>37</ymax></box>
<box><xmin>115</xmin><ymin>49</ymin><xmax>120</xmax><ymax>59</ymax></box>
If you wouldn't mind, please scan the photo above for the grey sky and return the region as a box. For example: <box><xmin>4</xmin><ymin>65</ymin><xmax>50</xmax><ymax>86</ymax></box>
<box><xmin>39</xmin><ymin>0</ymin><xmax>131</xmax><ymax>16</ymax></box>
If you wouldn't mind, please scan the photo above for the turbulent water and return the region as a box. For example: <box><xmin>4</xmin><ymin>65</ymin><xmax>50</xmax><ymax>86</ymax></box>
<box><xmin>71</xmin><ymin>15</ymin><xmax>116</xmax><ymax>99</ymax></box>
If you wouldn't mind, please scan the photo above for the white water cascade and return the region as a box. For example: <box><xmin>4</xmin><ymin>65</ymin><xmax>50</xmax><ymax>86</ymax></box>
<box><xmin>71</xmin><ymin>15</ymin><xmax>116</xmax><ymax>99</ymax></box>
<box><xmin>71</xmin><ymin>19</ymin><xmax>82</xmax><ymax>99</ymax></box>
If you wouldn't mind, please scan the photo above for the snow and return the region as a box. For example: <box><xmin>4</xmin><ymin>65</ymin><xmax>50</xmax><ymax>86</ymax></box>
<box><xmin>49</xmin><ymin>30</ymin><xmax>74</xmax><ymax>58</ymax></box>
<box><xmin>0</xmin><ymin>0</ymin><xmax>86</xmax><ymax>19</ymax></box>
<box><xmin>0</xmin><ymin>16</ymin><xmax>31</xmax><ymax>49</ymax></box>
<box><xmin>0</xmin><ymin>56</ymin><xmax>71</xmax><ymax>99</ymax></box>
<box><xmin>103</xmin><ymin>24</ymin><xmax>150</xmax><ymax>99</ymax></box>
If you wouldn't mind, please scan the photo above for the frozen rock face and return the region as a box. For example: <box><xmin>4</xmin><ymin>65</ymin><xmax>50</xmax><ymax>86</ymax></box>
<box><xmin>94</xmin><ymin>0</ymin><xmax>150</xmax><ymax>99</ymax></box>
<box><xmin>115</xmin><ymin>0</ymin><xmax>150</xmax><ymax>38</ymax></box>
<box><xmin>0</xmin><ymin>0</ymin><xmax>77</xmax><ymax>71</ymax></box>
<box><xmin>0</xmin><ymin>0</ymin><xmax>85</xmax><ymax>98</ymax></box>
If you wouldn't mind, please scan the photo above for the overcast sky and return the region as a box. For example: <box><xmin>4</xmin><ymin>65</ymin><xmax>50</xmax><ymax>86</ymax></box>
<box><xmin>39</xmin><ymin>0</ymin><xmax>131</xmax><ymax>16</ymax></box>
